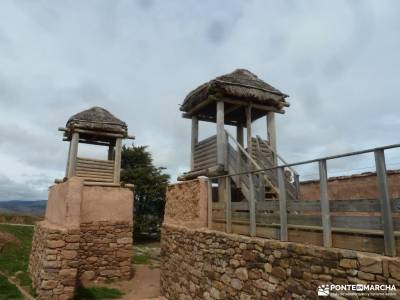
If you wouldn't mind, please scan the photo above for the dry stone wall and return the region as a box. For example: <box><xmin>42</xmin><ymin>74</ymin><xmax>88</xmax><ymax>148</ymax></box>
<box><xmin>79</xmin><ymin>221</ymin><xmax>133</xmax><ymax>282</ymax></box>
<box><xmin>161</xmin><ymin>224</ymin><xmax>400</xmax><ymax>300</ymax></box>
<box><xmin>29</xmin><ymin>222</ymin><xmax>79</xmax><ymax>300</ymax></box>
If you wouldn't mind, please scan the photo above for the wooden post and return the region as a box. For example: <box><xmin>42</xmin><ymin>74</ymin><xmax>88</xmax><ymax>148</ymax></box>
<box><xmin>319</xmin><ymin>159</ymin><xmax>332</xmax><ymax>247</ymax></box>
<box><xmin>294</xmin><ymin>174</ymin><xmax>300</xmax><ymax>200</ymax></box>
<box><xmin>277</xmin><ymin>167</ymin><xmax>288</xmax><ymax>241</ymax></box>
<box><xmin>249</xmin><ymin>173</ymin><xmax>256</xmax><ymax>237</ymax></box>
<box><xmin>374</xmin><ymin>149</ymin><xmax>396</xmax><ymax>256</ymax></box>
<box><xmin>207</xmin><ymin>179</ymin><xmax>213</xmax><ymax>229</ymax></box>
<box><xmin>113</xmin><ymin>138</ymin><xmax>122</xmax><ymax>184</ymax></box>
<box><xmin>67</xmin><ymin>132</ymin><xmax>79</xmax><ymax>178</ymax></box>
<box><xmin>65</xmin><ymin>141</ymin><xmax>72</xmax><ymax>177</ymax></box>
<box><xmin>216</xmin><ymin>101</ymin><xmax>225</xmax><ymax>167</ymax></box>
<box><xmin>246</xmin><ymin>106</ymin><xmax>252</xmax><ymax>155</ymax></box>
<box><xmin>190</xmin><ymin>116</ymin><xmax>199</xmax><ymax>170</ymax></box>
<box><xmin>267</xmin><ymin>112</ymin><xmax>277</xmax><ymax>165</ymax></box>
<box><xmin>225</xmin><ymin>177</ymin><xmax>232</xmax><ymax>233</ymax></box>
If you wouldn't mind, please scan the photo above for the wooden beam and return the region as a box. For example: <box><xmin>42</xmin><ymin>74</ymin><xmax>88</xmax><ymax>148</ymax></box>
<box><xmin>225</xmin><ymin>177</ymin><xmax>232</xmax><ymax>233</ymax></box>
<box><xmin>236</xmin><ymin>125</ymin><xmax>244</xmax><ymax>185</ymax></box>
<box><xmin>67</xmin><ymin>132</ymin><xmax>79</xmax><ymax>178</ymax></box>
<box><xmin>184</xmin><ymin>96</ymin><xmax>216</xmax><ymax>116</ymax></box>
<box><xmin>246</xmin><ymin>106</ymin><xmax>252</xmax><ymax>155</ymax></box>
<box><xmin>277</xmin><ymin>167</ymin><xmax>288</xmax><ymax>241</ymax></box>
<box><xmin>216</xmin><ymin>101</ymin><xmax>225</xmax><ymax>167</ymax></box>
<box><xmin>65</xmin><ymin>141</ymin><xmax>72</xmax><ymax>177</ymax></box>
<box><xmin>191</xmin><ymin>116</ymin><xmax>199</xmax><ymax>170</ymax></box>
<box><xmin>108</xmin><ymin>144</ymin><xmax>115</xmax><ymax>160</ymax></box>
<box><xmin>113</xmin><ymin>138</ymin><xmax>122</xmax><ymax>183</ymax></box>
<box><xmin>267</xmin><ymin>112</ymin><xmax>277</xmax><ymax>166</ymax></box>
<box><xmin>224</xmin><ymin>104</ymin><xmax>241</xmax><ymax>116</ymax></box>
<box><xmin>182</xmin><ymin>113</ymin><xmax>241</xmax><ymax>126</ymax></box>
<box><xmin>374</xmin><ymin>149</ymin><xmax>396</xmax><ymax>256</ymax></box>
<box><xmin>220</xmin><ymin>98</ymin><xmax>285</xmax><ymax>114</ymax></box>
<box><xmin>319</xmin><ymin>159</ymin><xmax>332</xmax><ymax>247</ymax></box>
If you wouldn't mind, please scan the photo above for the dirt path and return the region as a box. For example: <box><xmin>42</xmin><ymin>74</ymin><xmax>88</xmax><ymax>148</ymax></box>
<box><xmin>120</xmin><ymin>265</ymin><xmax>160</xmax><ymax>300</ymax></box>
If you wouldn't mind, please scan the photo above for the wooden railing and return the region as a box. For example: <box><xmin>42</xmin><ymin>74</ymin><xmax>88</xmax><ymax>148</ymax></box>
<box><xmin>207</xmin><ymin>143</ymin><xmax>400</xmax><ymax>257</ymax></box>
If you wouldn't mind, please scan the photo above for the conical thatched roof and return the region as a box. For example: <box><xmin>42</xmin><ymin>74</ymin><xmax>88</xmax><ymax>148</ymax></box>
<box><xmin>181</xmin><ymin>69</ymin><xmax>289</xmax><ymax>115</ymax></box>
<box><xmin>65</xmin><ymin>107</ymin><xmax>128</xmax><ymax>141</ymax></box>
<box><xmin>67</xmin><ymin>106</ymin><xmax>126</xmax><ymax>128</ymax></box>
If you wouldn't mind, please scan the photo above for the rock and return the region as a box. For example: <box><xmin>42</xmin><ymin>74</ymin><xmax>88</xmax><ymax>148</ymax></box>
<box><xmin>264</xmin><ymin>263</ymin><xmax>272</xmax><ymax>273</ymax></box>
<box><xmin>41</xmin><ymin>280</ymin><xmax>58</xmax><ymax>290</ymax></box>
<box><xmin>62</xmin><ymin>250</ymin><xmax>77</xmax><ymax>260</ymax></box>
<box><xmin>389</xmin><ymin>260</ymin><xmax>400</xmax><ymax>280</ymax></box>
<box><xmin>271</xmin><ymin>267</ymin><xmax>286</xmax><ymax>280</ymax></box>
<box><xmin>231</xmin><ymin>278</ymin><xmax>243</xmax><ymax>290</ymax></box>
<box><xmin>47</xmin><ymin>240</ymin><xmax>66</xmax><ymax>249</ymax></box>
<box><xmin>358</xmin><ymin>256</ymin><xmax>382</xmax><ymax>274</ymax></box>
<box><xmin>80</xmin><ymin>271</ymin><xmax>94</xmax><ymax>281</ymax></box>
<box><xmin>210</xmin><ymin>287</ymin><xmax>220</xmax><ymax>299</ymax></box>
<box><xmin>339</xmin><ymin>259</ymin><xmax>358</xmax><ymax>269</ymax></box>
<box><xmin>310</xmin><ymin>265</ymin><xmax>322</xmax><ymax>274</ymax></box>
<box><xmin>235</xmin><ymin>268</ymin><xmax>248</xmax><ymax>280</ymax></box>
<box><xmin>59</xmin><ymin>269</ymin><xmax>77</xmax><ymax>279</ymax></box>
<box><xmin>117</xmin><ymin>237</ymin><xmax>133</xmax><ymax>244</ymax></box>
<box><xmin>358</xmin><ymin>271</ymin><xmax>375</xmax><ymax>281</ymax></box>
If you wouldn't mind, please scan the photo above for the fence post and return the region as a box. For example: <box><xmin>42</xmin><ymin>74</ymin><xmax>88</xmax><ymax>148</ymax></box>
<box><xmin>319</xmin><ymin>159</ymin><xmax>332</xmax><ymax>247</ymax></box>
<box><xmin>248</xmin><ymin>173</ymin><xmax>256</xmax><ymax>237</ymax></box>
<box><xmin>225</xmin><ymin>177</ymin><xmax>232</xmax><ymax>233</ymax></box>
<box><xmin>374</xmin><ymin>149</ymin><xmax>396</xmax><ymax>256</ymax></box>
<box><xmin>207</xmin><ymin>179</ymin><xmax>213</xmax><ymax>229</ymax></box>
<box><xmin>294</xmin><ymin>174</ymin><xmax>300</xmax><ymax>200</ymax></box>
<box><xmin>277</xmin><ymin>167</ymin><xmax>288</xmax><ymax>241</ymax></box>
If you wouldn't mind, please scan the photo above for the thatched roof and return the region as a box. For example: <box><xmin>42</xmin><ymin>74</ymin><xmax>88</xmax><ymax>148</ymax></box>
<box><xmin>181</xmin><ymin>69</ymin><xmax>289</xmax><ymax>114</ymax></box>
<box><xmin>65</xmin><ymin>107</ymin><xmax>128</xmax><ymax>141</ymax></box>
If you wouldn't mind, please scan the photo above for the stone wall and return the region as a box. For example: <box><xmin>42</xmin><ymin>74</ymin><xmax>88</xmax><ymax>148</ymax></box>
<box><xmin>161</xmin><ymin>224</ymin><xmax>400</xmax><ymax>300</ymax></box>
<box><xmin>29</xmin><ymin>222</ymin><xmax>79</xmax><ymax>300</ymax></box>
<box><xmin>78</xmin><ymin>221</ymin><xmax>133</xmax><ymax>282</ymax></box>
<box><xmin>300</xmin><ymin>171</ymin><xmax>400</xmax><ymax>201</ymax></box>
<box><xmin>29</xmin><ymin>177</ymin><xmax>134</xmax><ymax>299</ymax></box>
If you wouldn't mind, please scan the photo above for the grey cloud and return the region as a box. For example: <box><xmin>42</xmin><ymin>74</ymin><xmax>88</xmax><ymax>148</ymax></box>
<box><xmin>0</xmin><ymin>174</ymin><xmax>47</xmax><ymax>200</ymax></box>
<box><xmin>0</xmin><ymin>0</ymin><xmax>400</xmax><ymax>200</ymax></box>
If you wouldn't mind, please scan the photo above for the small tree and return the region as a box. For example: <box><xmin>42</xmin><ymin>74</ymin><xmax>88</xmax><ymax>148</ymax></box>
<box><xmin>120</xmin><ymin>145</ymin><xmax>170</xmax><ymax>239</ymax></box>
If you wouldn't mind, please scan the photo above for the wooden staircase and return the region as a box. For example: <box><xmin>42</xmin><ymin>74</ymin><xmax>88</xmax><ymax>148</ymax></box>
<box><xmin>225</xmin><ymin>131</ymin><xmax>298</xmax><ymax>204</ymax></box>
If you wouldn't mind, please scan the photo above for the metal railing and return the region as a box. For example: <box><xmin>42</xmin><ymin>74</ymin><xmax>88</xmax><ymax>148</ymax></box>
<box><xmin>207</xmin><ymin>143</ymin><xmax>400</xmax><ymax>257</ymax></box>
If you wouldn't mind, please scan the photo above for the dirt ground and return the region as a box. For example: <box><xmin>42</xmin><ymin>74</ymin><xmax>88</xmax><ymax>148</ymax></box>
<box><xmin>86</xmin><ymin>242</ymin><xmax>162</xmax><ymax>300</ymax></box>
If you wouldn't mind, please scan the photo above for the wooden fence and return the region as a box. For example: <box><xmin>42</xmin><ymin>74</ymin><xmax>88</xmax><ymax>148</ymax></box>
<box><xmin>207</xmin><ymin>145</ymin><xmax>400</xmax><ymax>257</ymax></box>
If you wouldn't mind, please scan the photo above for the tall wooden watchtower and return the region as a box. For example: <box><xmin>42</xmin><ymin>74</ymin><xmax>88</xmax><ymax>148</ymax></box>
<box><xmin>179</xmin><ymin>69</ymin><xmax>298</xmax><ymax>203</ymax></box>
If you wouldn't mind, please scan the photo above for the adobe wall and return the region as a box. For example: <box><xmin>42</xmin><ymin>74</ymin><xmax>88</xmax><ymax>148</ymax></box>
<box><xmin>160</xmin><ymin>178</ymin><xmax>400</xmax><ymax>299</ymax></box>
<box><xmin>300</xmin><ymin>171</ymin><xmax>400</xmax><ymax>201</ymax></box>
<box><xmin>29</xmin><ymin>177</ymin><xmax>134</xmax><ymax>299</ymax></box>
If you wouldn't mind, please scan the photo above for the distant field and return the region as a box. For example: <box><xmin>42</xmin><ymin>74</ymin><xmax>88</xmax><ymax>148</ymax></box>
<box><xmin>0</xmin><ymin>200</ymin><xmax>46</xmax><ymax>217</ymax></box>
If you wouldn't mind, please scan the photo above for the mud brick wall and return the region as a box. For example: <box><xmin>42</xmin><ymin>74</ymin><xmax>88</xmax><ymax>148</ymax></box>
<box><xmin>29</xmin><ymin>222</ymin><xmax>79</xmax><ymax>300</ymax></box>
<box><xmin>79</xmin><ymin>221</ymin><xmax>133</xmax><ymax>282</ymax></box>
<box><xmin>160</xmin><ymin>224</ymin><xmax>400</xmax><ymax>300</ymax></box>
<box><xmin>300</xmin><ymin>171</ymin><xmax>400</xmax><ymax>201</ymax></box>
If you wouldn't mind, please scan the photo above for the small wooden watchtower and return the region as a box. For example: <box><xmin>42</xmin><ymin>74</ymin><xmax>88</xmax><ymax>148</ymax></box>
<box><xmin>179</xmin><ymin>69</ymin><xmax>297</xmax><ymax>203</ymax></box>
<box><xmin>59</xmin><ymin>106</ymin><xmax>133</xmax><ymax>186</ymax></box>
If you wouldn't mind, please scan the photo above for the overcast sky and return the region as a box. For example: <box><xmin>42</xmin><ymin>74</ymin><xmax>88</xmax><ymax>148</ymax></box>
<box><xmin>0</xmin><ymin>0</ymin><xmax>400</xmax><ymax>200</ymax></box>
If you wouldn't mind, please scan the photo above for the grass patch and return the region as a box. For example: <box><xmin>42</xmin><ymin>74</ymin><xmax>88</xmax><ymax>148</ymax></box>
<box><xmin>0</xmin><ymin>224</ymin><xmax>33</xmax><ymax>275</ymax></box>
<box><xmin>133</xmin><ymin>254</ymin><xmax>150</xmax><ymax>264</ymax></box>
<box><xmin>0</xmin><ymin>274</ymin><xmax>22</xmax><ymax>299</ymax></box>
<box><xmin>74</xmin><ymin>286</ymin><xmax>124</xmax><ymax>299</ymax></box>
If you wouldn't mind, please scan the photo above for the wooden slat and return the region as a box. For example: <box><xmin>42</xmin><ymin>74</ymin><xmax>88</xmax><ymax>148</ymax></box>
<box><xmin>207</xmin><ymin>180</ymin><xmax>212</xmax><ymax>229</ymax></box>
<box><xmin>76</xmin><ymin>172</ymin><xmax>113</xmax><ymax>179</ymax></box>
<box><xmin>225</xmin><ymin>177</ymin><xmax>232</xmax><ymax>233</ymax></box>
<box><xmin>76</xmin><ymin>167</ymin><xmax>114</xmax><ymax>175</ymax></box>
<box><xmin>76</xmin><ymin>162</ymin><xmax>114</xmax><ymax>170</ymax></box>
<box><xmin>77</xmin><ymin>157</ymin><xmax>114</xmax><ymax>165</ymax></box>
